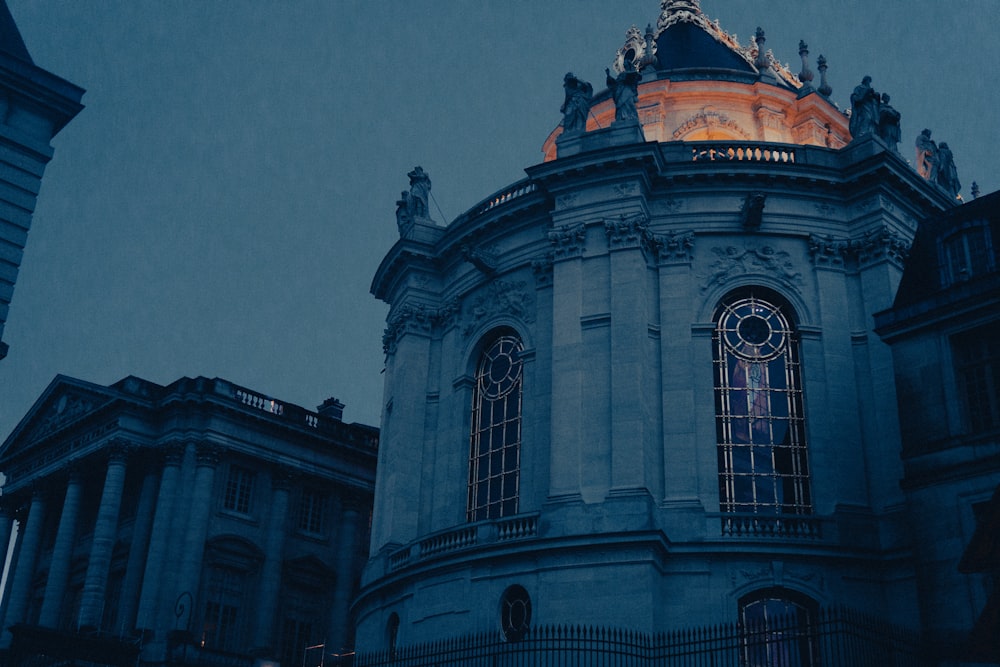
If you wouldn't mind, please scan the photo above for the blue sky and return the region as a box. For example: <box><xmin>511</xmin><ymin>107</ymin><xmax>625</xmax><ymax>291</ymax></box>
<box><xmin>2</xmin><ymin>0</ymin><xmax>998</xmax><ymax>437</ymax></box>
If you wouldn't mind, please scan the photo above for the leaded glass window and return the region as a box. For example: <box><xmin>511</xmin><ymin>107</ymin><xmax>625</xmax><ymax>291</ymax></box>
<box><xmin>468</xmin><ymin>333</ymin><xmax>523</xmax><ymax>522</ymax></box>
<box><xmin>714</xmin><ymin>291</ymin><xmax>812</xmax><ymax>516</ymax></box>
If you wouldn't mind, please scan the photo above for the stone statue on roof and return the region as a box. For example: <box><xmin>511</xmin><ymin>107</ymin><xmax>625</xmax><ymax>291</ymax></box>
<box><xmin>561</xmin><ymin>73</ymin><xmax>593</xmax><ymax>135</ymax></box>
<box><xmin>407</xmin><ymin>166</ymin><xmax>431</xmax><ymax>219</ymax></box>
<box><xmin>935</xmin><ymin>142</ymin><xmax>961</xmax><ymax>198</ymax></box>
<box><xmin>849</xmin><ymin>76</ymin><xmax>880</xmax><ymax>140</ymax></box>
<box><xmin>876</xmin><ymin>93</ymin><xmax>901</xmax><ymax>152</ymax></box>
<box><xmin>606</xmin><ymin>67</ymin><xmax>642</xmax><ymax>123</ymax></box>
<box><xmin>915</xmin><ymin>129</ymin><xmax>937</xmax><ymax>181</ymax></box>
<box><xmin>396</xmin><ymin>166</ymin><xmax>432</xmax><ymax>234</ymax></box>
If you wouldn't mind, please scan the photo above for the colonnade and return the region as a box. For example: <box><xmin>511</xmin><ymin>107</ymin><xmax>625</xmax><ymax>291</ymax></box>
<box><xmin>0</xmin><ymin>439</ymin><xmax>367</xmax><ymax>658</ymax></box>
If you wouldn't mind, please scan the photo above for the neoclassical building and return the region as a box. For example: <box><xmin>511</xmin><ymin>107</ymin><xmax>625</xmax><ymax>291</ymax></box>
<box><xmin>0</xmin><ymin>1</ymin><xmax>84</xmax><ymax>361</ymax></box>
<box><xmin>0</xmin><ymin>374</ymin><xmax>378</xmax><ymax>666</ymax></box>
<box><xmin>356</xmin><ymin>0</ymin><xmax>971</xmax><ymax>662</ymax></box>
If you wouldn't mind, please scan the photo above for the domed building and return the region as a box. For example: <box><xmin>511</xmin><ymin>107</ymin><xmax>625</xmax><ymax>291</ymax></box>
<box><xmin>357</xmin><ymin>0</ymin><xmax>964</xmax><ymax>661</ymax></box>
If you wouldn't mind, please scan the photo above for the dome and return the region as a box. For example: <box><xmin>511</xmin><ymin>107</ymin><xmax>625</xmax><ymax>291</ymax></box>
<box><xmin>542</xmin><ymin>0</ymin><xmax>849</xmax><ymax>160</ymax></box>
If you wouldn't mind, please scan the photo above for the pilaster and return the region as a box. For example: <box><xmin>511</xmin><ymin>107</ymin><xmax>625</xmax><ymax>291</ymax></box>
<box><xmin>606</xmin><ymin>215</ymin><xmax>654</xmax><ymax>493</ymax></box>
<box><xmin>547</xmin><ymin>223</ymin><xmax>587</xmax><ymax>502</ymax></box>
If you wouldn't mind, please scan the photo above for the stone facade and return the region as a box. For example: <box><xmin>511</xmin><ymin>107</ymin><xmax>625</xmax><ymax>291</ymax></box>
<box><xmin>0</xmin><ymin>375</ymin><xmax>378</xmax><ymax>666</ymax></box>
<box><xmin>356</xmin><ymin>0</ymin><xmax>970</xmax><ymax>660</ymax></box>
<box><xmin>0</xmin><ymin>2</ymin><xmax>84</xmax><ymax>361</ymax></box>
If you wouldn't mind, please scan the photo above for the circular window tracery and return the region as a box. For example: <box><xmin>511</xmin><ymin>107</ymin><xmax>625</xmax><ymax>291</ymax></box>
<box><xmin>499</xmin><ymin>585</ymin><xmax>532</xmax><ymax>642</ymax></box>
<box><xmin>478</xmin><ymin>335</ymin><xmax>523</xmax><ymax>399</ymax></box>
<box><xmin>718</xmin><ymin>296</ymin><xmax>791</xmax><ymax>361</ymax></box>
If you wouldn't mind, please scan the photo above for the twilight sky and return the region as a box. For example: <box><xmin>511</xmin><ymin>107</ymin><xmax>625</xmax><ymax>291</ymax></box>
<box><xmin>2</xmin><ymin>0</ymin><xmax>998</xmax><ymax>438</ymax></box>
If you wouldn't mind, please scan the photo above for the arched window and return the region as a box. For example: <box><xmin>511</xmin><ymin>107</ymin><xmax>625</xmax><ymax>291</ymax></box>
<box><xmin>739</xmin><ymin>588</ymin><xmax>818</xmax><ymax>667</ymax></box>
<box><xmin>714</xmin><ymin>290</ymin><xmax>812</xmax><ymax>518</ymax></box>
<box><xmin>467</xmin><ymin>332</ymin><xmax>523</xmax><ymax>522</ymax></box>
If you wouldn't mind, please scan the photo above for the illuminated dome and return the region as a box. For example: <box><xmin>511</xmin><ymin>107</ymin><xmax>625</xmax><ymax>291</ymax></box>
<box><xmin>542</xmin><ymin>0</ymin><xmax>849</xmax><ymax>160</ymax></box>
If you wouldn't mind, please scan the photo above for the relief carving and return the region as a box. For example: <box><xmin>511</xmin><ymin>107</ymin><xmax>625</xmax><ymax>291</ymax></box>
<box><xmin>462</xmin><ymin>280</ymin><xmax>536</xmax><ymax>337</ymax></box>
<box><xmin>672</xmin><ymin>108</ymin><xmax>752</xmax><ymax>141</ymax></box>
<box><xmin>701</xmin><ymin>245</ymin><xmax>803</xmax><ymax>292</ymax></box>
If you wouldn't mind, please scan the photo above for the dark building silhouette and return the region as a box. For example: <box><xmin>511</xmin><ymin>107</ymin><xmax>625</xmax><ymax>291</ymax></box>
<box><xmin>0</xmin><ymin>375</ymin><xmax>378</xmax><ymax>667</ymax></box>
<box><xmin>876</xmin><ymin>189</ymin><xmax>1000</xmax><ymax>663</ymax></box>
<box><xmin>0</xmin><ymin>0</ymin><xmax>83</xmax><ymax>361</ymax></box>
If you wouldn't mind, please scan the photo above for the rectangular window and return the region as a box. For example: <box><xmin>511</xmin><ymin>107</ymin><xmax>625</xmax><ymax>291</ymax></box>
<box><xmin>280</xmin><ymin>617</ymin><xmax>315</xmax><ymax>667</ymax></box>
<box><xmin>224</xmin><ymin>465</ymin><xmax>255</xmax><ymax>515</ymax></box>
<box><xmin>299</xmin><ymin>489</ymin><xmax>326</xmax><ymax>535</ymax></box>
<box><xmin>954</xmin><ymin>324</ymin><xmax>1000</xmax><ymax>434</ymax></box>
<box><xmin>941</xmin><ymin>224</ymin><xmax>996</xmax><ymax>286</ymax></box>
<box><xmin>202</xmin><ymin>567</ymin><xmax>245</xmax><ymax>652</ymax></box>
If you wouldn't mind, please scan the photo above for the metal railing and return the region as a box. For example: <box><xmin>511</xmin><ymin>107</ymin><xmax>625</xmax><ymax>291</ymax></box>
<box><xmin>348</xmin><ymin>607</ymin><xmax>928</xmax><ymax>667</ymax></box>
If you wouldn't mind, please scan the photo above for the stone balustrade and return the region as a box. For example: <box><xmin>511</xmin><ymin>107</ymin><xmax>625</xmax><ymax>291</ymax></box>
<box><xmin>386</xmin><ymin>513</ymin><xmax>540</xmax><ymax>573</ymax></box>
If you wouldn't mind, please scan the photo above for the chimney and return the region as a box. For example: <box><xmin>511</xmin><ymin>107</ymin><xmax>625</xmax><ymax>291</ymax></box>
<box><xmin>318</xmin><ymin>397</ymin><xmax>345</xmax><ymax>422</ymax></box>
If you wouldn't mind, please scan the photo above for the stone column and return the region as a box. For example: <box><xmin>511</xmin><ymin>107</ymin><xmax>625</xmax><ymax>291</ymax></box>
<box><xmin>0</xmin><ymin>500</ymin><xmax>14</xmax><ymax>626</ymax></box>
<box><xmin>327</xmin><ymin>498</ymin><xmax>362</xmax><ymax>653</ymax></box>
<box><xmin>78</xmin><ymin>442</ymin><xmax>130</xmax><ymax>630</ymax></box>
<box><xmin>116</xmin><ymin>463</ymin><xmax>159</xmax><ymax>632</ymax></box>
<box><xmin>0</xmin><ymin>500</ymin><xmax>13</xmax><ymax>562</ymax></box>
<box><xmin>171</xmin><ymin>444</ymin><xmax>220</xmax><ymax>623</ymax></box>
<box><xmin>39</xmin><ymin>469</ymin><xmax>85</xmax><ymax>628</ymax></box>
<box><xmin>252</xmin><ymin>469</ymin><xmax>293</xmax><ymax>655</ymax></box>
<box><xmin>135</xmin><ymin>443</ymin><xmax>184</xmax><ymax>633</ymax></box>
<box><xmin>1</xmin><ymin>491</ymin><xmax>48</xmax><ymax>646</ymax></box>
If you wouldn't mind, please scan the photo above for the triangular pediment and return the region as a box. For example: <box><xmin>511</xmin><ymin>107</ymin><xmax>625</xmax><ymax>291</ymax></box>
<box><xmin>0</xmin><ymin>375</ymin><xmax>118</xmax><ymax>461</ymax></box>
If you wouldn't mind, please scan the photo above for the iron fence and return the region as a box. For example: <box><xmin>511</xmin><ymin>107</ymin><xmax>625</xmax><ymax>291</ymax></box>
<box><xmin>345</xmin><ymin>607</ymin><xmax>929</xmax><ymax>667</ymax></box>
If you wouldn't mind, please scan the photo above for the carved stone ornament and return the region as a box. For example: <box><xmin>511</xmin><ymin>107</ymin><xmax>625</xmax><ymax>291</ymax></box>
<box><xmin>381</xmin><ymin>300</ymin><xmax>461</xmax><ymax>354</ymax></box>
<box><xmin>614</xmin><ymin>181</ymin><xmax>640</xmax><ymax>198</ymax></box>
<box><xmin>548</xmin><ymin>223</ymin><xmax>587</xmax><ymax>260</ymax></box>
<box><xmin>701</xmin><ymin>245</ymin><xmax>803</xmax><ymax>292</ymax></box>
<box><xmin>462</xmin><ymin>280</ymin><xmax>536</xmax><ymax>337</ymax></box>
<box><xmin>852</xmin><ymin>226</ymin><xmax>911</xmax><ymax>267</ymax></box>
<box><xmin>462</xmin><ymin>244</ymin><xmax>499</xmax><ymax>276</ymax></box>
<box><xmin>613</xmin><ymin>24</ymin><xmax>647</xmax><ymax>74</ymax></box>
<box><xmin>808</xmin><ymin>234</ymin><xmax>850</xmax><ymax>267</ymax></box>
<box><xmin>532</xmin><ymin>254</ymin><xmax>554</xmax><ymax>288</ymax></box>
<box><xmin>661</xmin><ymin>198</ymin><xmax>684</xmax><ymax>215</ymax></box>
<box><xmin>382</xmin><ymin>302</ymin><xmax>438</xmax><ymax>353</ymax></box>
<box><xmin>672</xmin><ymin>108</ymin><xmax>752</xmax><ymax>141</ymax></box>
<box><xmin>650</xmin><ymin>229</ymin><xmax>695</xmax><ymax>264</ymax></box>
<box><xmin>29</xmin><ymin>391</ymin><xmax>101</xmax><ymax>442</ymax></box>
<box><xmin>605</xmin><ymin>213</ymin><xmax>650</xmax><ymax>250</ymax></box>
<box><xmin>555</xmin><ymin>193</ymin><xmax>579</xmax><ymax>210</ymax></box>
